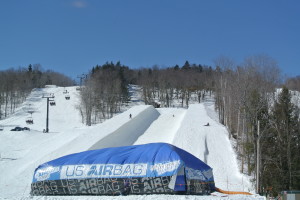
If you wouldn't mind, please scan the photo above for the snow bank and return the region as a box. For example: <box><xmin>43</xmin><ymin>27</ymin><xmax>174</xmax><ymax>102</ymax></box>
<box><xmin>44</xmin><ymin>85</ymin><xmax>58</xmax><ymax>88</ymax></box>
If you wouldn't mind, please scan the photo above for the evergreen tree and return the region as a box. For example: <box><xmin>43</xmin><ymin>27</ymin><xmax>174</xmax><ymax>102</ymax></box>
<box><xmin>28</xmin><ymin>64</ymin><xmax>32</xmax><ymax>72</ymax></box>
<box><xmin>267</xmin><ymin>86</ymin><xmax>300</xmax><ymax>193</ymax></box>
<box><xmin>182</xmin><ymin>61</ymin><xmax>191</xmax><ymax>70</ymax></box>
<box><xmin>173</xmin><ymin>65</ymin><xmax>180</xmax><ymax>71</ymax></box>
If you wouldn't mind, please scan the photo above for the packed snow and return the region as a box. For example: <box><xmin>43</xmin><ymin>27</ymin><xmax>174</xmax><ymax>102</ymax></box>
<box><xmin>0</xmin><ymin>86</ymin><xmax>264</xmax><ymax>200</ymax></box>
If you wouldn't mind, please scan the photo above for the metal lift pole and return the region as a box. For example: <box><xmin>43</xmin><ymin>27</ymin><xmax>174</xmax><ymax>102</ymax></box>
<box><xmin>77</xmin><ymin>74</ymin><xmax>87</xmax><ymax>88</ymax></box>
<box><xmin>43</xmin><ymin>94</ymin><xmax>54</xmax><ymax>133</ymax></box>
<box><xmin>46</xmin><ymin>97</ymin><xmax>49</xmax><ymax>132</ymax></box>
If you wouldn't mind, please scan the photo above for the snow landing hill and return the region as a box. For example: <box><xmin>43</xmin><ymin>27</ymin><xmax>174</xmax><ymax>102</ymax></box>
<box><xmin>0</xmin><ymin>85</ymin><xmax>264</xmax><ymax>200</ymax></box>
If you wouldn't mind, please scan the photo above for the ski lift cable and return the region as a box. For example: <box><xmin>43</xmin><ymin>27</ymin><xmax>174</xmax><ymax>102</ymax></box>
<box><xmin>0</xmin><ymin>91</ymin><xmax>50</xmax><ymax>125</ymax></box>
<box><xmin>1</xmin><ymin>87</ymin><xmax>71</xmax><ymax>126</ymax></box>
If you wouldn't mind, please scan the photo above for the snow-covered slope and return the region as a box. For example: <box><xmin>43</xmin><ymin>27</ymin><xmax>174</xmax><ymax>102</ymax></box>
<box><xmin>1</xmin><ymin>86</ymin><xmax>84</xmax><ymax>132</ymax></box>
<box><xmin>0</xmin><ymin>86</ymin><xmax>262</xmax><ymax>200</ymax></box>
<box><xmin>134</xmin><ymin>108</ymin><xmax>187</xmax><ymax>145</ymax></box>
<box><xmin>173</xmin><ymin>104</ymin><xmax>251</xmax><ymax>192</ymax></box>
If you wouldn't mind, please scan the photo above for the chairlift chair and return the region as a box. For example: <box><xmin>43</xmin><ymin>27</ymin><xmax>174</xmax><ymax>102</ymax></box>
<box><xmin>26</xmin><ymin>110</ymin><xmax>34</xmax><ymax>124</ymax></box>
<box><xmin>65</xmin><ymin>95</ymin><xmax>70</xmax><ymax>100</ymax></box>
<box><xmin>50</xmin><ymin>101</ymin><xmax>56</xmax><ymax>106</ymax></box>
<box><xmin>26</xmin><ymin>117</ymin><xmax>34</xmax><ymax>124</ymax></box>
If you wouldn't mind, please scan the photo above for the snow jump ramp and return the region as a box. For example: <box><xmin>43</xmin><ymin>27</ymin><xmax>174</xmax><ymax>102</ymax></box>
<box><xmin>88</xmin><ymin>105</ymin><xmax>160</xmax><ymax>150</ymax></box>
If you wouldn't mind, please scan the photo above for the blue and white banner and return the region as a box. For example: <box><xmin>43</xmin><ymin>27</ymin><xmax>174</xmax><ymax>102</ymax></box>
<box><xmin>60</xmin><ymin>163</ymin><xmax>148</xmax><ymax>179</ymax></box>
<box><xmin>33</xmin><ymin>161</ymin><xmax>182</xmax><ymax>182</ymax></box>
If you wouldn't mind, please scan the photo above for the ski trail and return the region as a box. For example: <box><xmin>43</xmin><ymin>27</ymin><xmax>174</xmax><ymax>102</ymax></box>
<box><xmin>172</xmin><ymin>104</ymin><xmax>210</xmax><ymax>161</ymax></box>
<box><xmin>172</xmin><ymin>104</ymin><xmax>252</xmax><ymax>192</ymax></box>
<box><xmin>134</xmin><ymin>108</ymin><xmax>187</xmax><ymax>145</ymax></box>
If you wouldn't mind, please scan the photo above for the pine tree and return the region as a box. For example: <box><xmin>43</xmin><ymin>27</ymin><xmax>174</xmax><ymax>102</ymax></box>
<box><xmin>182</xmin><ymin>61</ymin><xmax>191</xmax><ymax>70</ymax></box>
<box><xmin>268</xmin><ymin>86</ymin><xmax>300</xmax><ymax>193</ymax></box>
<box><xmin>28</xmin><ymin>64</ymin><xmax>32</xmax><ymax>72</ymax></box>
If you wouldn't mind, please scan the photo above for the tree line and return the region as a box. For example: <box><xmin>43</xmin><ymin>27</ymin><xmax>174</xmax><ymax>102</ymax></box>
<box><xmin>77</xmin><ymin>62</ymin><xmax>133</xmax><ymax>125</ymax></box>
<box><xmin>0</xmin><ymin>64</ymin><xmax>74</xmax><ymax>119</ymax></box>
<box><xmin>78</xmin><ymin>61</ymin><xmax>215</xmax><ymax>125</ymax></box>
<box><xmin>212</xmin><ymin>55</ymin><xmax>300</xmax><ymax>195</ymax></box>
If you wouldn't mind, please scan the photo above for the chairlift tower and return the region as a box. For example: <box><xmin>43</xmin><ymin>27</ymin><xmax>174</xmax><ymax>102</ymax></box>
<box><xmin>77</xmin><ymin>73</ymin><xmax>87</xmax><ymax>88</ymax></box>
<box><xmin>42</xmin><ymin>93</ymin><xmax>55</xmax><ymax>133</ymax></box>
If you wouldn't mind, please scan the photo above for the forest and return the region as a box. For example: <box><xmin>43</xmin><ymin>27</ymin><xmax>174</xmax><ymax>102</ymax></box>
<box><xmin>1</xmin><ymin>55</ymin><xmax>300</xmax><ymax>195</ymax></box>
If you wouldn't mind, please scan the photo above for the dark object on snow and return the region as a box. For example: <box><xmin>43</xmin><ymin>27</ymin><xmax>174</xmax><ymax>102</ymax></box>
<box><xmin>129</xmin><ymin>114</ymin><xmax>132</xmax><ymax>119</ymax></box>
<box><xmin>23</xmin><ymin>127</ymin><xmax>30</xmax><ymax>131</ymax></box>
<box><xmin>150</xmin><ymin>101</ymin><xmax>160</xmax><ymax>108</ymax></box>
<box><xmin>10</xmin><ymin>126</ymin><xmax>30</xmax><ymax>131</ymax></box>
<box><xmin>154</xmin><ymin>102</ymin><xmax>161</xmax><ymax>108</ymax></box>
<box><xmin>31</xmin><ymin>143</ymin><xmax>215</xmax><ymax>196</ymax></box>
<box><xmin>11</xmin><ymin>127</ymin><xmax>23</xmax><ymax>131</ymax></box>
<box><xmin>204</xmin><ymin>123</ymin><xmax>210</xmax><ymax>126</ymax></box>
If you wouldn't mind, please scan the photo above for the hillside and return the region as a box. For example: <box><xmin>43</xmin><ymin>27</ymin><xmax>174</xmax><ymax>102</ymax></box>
<box><xmin>0</xmin><ymin>86</ymin><xmax>263</xmax><ymax>200</ymax></box>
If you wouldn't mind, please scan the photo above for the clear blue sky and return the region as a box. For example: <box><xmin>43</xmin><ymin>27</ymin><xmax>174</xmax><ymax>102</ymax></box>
<box><xmin>0</xmin><ymin>0</ymin><xmax>299</xmax><ymax>79</ymax></box>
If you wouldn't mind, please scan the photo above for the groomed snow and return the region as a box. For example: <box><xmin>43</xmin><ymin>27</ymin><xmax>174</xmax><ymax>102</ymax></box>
<box><xmin>0</xmin><ymin>86</ymin><xmax>263</xmax><ymax>200</ymax></box>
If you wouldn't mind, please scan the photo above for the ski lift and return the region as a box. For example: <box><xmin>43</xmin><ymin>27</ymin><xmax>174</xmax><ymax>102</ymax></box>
<box><xmin>50</xmin><ymin>101</ymin><xmax>56</xmax><ymax>106</ymax></box>
<box><xmin>26</xmin><ymin>117</ymin><xmax>34</xmax><ymax>124</ymax></box>
<box><xmin>26</xmin><ymin>110</ymin><xmax>34</xmax><ymax>124</ymax></box>
<box><xmin>65</xmin><ymin>95</ymin><xmax>70</xmax><ymax>100</ymax></box>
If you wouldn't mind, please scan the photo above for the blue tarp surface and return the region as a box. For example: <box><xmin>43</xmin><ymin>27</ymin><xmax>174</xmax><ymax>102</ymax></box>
<box><xmin>33</xmin><ymin>143</ymin><xmax>214</xmax><ymax>191</ymax></box>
